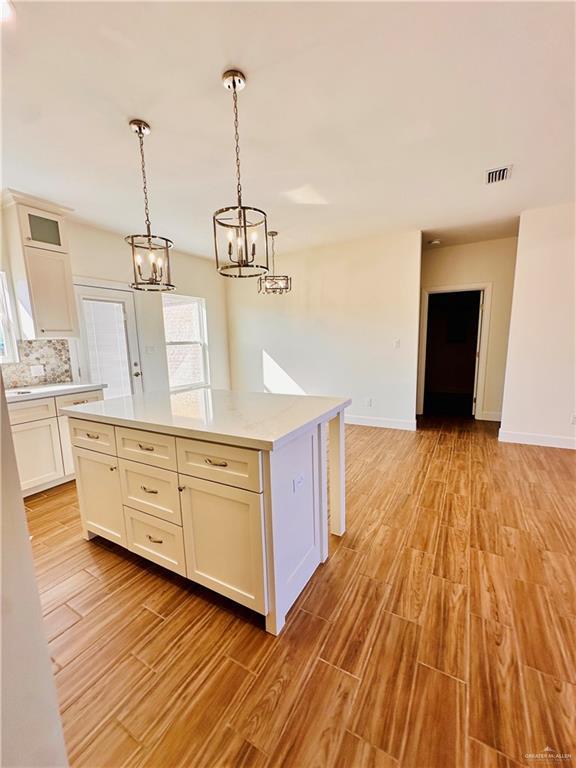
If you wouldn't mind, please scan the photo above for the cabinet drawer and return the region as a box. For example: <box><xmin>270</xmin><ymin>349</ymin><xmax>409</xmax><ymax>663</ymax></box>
<box><xmin>8</xmin><ymin>397</ymin><xmax>56</xmax><ymax>425</ymax></box>
<box><xmin>69</xmin><ymin>418</ymin><xmax>116</xmax><ymax>455</ymax></box>
<box><xmin>55</xmin><ymin>389</ymin><xmax>103</xmax><ymax>415</ymax></box>
<box><xmin>176</xmin><ymin>438</ymin><xmax>262</xmax><ymax>492</ymax></box>
<box><xmin>119</xmin><ymin>459</ymin><xmax>181</xmax><ymax>525</ymax></box>
<box><xmin>116</xmin><ymin>427</ymin><xmax>177</xmax><ymax>471</ymax></box>
<box><xmin>124</xmin><ymin>506</ymin><xmax>186</xmax><ymax>577</ymax></box>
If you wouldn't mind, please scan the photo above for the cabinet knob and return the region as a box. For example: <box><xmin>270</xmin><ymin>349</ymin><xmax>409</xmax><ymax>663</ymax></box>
<box><xmin>109</xmin><ymin>466</ymin><xmax>117</xmax><ymax>471</ymax></box>
<box><xmin>178</xmin><ymin>486</ymin><xmax>185</xmax><ymax>492</ymax></box>
<box><xmin>133</xmin><ymin>371</ymin><xmax>142</xmax><ymax>377</ymax></box>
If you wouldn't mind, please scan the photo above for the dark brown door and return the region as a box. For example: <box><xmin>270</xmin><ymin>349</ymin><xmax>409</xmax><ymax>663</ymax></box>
<box><xmin>424</xmin><ymin>290</ymin><xmax>481</xmax><ymax>416</ymax></box>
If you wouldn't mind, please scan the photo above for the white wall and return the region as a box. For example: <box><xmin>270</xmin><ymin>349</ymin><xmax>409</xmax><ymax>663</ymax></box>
<box><xmin>226</xmin><ymin>231</ymin><xmax>422</xmax><ymax>430</ymax></box>
<box><xmin>420</xmin><ymin>237</ymin><xmax>517</xmax><ymax>420</ymax></box>
<box><xmin>500</xmin><ymin>203</ymin><xmax>575</xmax><ymax>448</ymax></box>
<box><xmin>1</xmin><ymin>382</ymin><xmax>69</xmax><ymax>767</ymax></box>
<box><xmin>67</xmin><ymin>219</ymin><xmax>230</xmax><ymax>391</ymax></box>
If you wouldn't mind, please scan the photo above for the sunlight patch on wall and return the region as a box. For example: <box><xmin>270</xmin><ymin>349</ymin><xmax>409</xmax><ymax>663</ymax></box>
<box><xmin>262</xmin><ymin>350</ymin><xmax>306</xmax><ymax>395</ymax></box>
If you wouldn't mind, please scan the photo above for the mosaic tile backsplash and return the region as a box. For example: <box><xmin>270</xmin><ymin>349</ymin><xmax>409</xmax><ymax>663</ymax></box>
<box><xmin>1</xmin><ymin>339</ymin><xmax>73</xmax><ymax>388</ymax></box>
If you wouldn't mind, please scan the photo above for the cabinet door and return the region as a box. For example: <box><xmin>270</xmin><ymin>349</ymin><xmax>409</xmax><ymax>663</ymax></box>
<box><xmin>180</xmin><ymin>476</ymin><xmax>267</xmax><ymax>613</ymax></box>
<box><xmin>58</xmin><ymin>416</ymin><xmax>75</xmax><ymax>476</ymax></box>
<box><xmin>12</xmin><ymin>417</ymin><xmax>64</xmax><ymax>491</ymax></box>
<box><xmin>24</xmin><ymin>246</ymin><xmax>78</xmax><ymax>337</ymax></box>
<box><xmin>73</xmin><ymin>447</ymin><xmax>125</xmax><ymax>546</ymax></box>
<box><xmin>18</xmin><ymin>205</ymin><xmax>67</xmax><ymax>252</ymax></box>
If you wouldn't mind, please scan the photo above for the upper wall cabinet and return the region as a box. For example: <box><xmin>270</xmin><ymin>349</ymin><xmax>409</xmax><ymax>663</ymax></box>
<box><xmin>18</xmin><ymin>205</ymin><xmax>68</xmax><ymax>253</ymax></box>
<box><xmin>2</xmin><ymin>194</ymin><xmax>79</xmax><ymax>339</ymax></box>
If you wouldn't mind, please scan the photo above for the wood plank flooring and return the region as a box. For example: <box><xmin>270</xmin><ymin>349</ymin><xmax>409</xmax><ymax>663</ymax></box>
<box><xmin>26</xmin><ymin>419</ymin><xmax>576</xmax><ymax>768</ymax></box>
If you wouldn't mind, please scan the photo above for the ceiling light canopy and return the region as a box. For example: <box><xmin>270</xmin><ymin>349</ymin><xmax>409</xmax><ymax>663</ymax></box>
<box><xmin>125</xmin><ymin>119</ymin><xmax>175</xmax><ymax>292</ymax></box>
<box><xmin>258</xmin><ymin>231</ymin><xmax>292</xmax><ymax>295</ymax></box>
<box><xmin>213</xmin><ymin>70</ymin><xmax>269</xmax><ymax>278</ymax></box>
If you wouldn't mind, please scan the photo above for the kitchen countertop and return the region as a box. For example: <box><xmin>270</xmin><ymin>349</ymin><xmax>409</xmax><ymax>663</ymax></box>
<box><xmin>60</xmin><ymin>388</ymin><xmax>351</xmax><ymax>451</ymax></box>
<box><xmin>5</xmin><ymin>382</ymin><xmax>106</xmax><ymax>404</ymax></box>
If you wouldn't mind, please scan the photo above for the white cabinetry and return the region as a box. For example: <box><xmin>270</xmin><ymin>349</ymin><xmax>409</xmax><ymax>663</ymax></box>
<box><xmin>7</xmin><ymin>387</ymin><xmax>104</xmax><ymax>495</ymax></box>
<box><xmin>73</xmin><ymin>447</ymin><xmax>125</xmax><ymax>546</ymax></box>
<box><xmin>12</xmin><ymin>418</ymin><xmax>64</xmax><ymax>491</ymax></box>
<box><xmin>22</xmin><ymin>246</ymin><xmax>78</xmax><ymax>337</ymax></box>
<box><xmin>2</xmin><ymin>195</ymin><xmax>78</xmax><ymax>339</ymax></box>
<box><xmin>180</xmin><ymin>476</ymin><xmax>267</xmax><ymax>612</ymax></box>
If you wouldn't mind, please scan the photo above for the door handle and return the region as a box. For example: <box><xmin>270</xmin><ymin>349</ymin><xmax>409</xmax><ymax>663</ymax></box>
<box><xmin>141</xmin><ymin>485</ymin><xmax>159</xmax><ymax>494</ymax></box>
<box><xmin>204</xmin><ymin>457</ymin><xmax>228</xmax><ymax>468</ymax></box>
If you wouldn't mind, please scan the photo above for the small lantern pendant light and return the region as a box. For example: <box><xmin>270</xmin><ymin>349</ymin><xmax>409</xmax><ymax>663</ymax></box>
<box><xmin>213</xmin><ymin>70</ymin><xmax>269</xmax><ymax>278</ymax></box>
<box><xmin>125</xmin><ymin>119</ymin><xmax>175</xmax><ymax>291</ymax></box>
<box><xmin>258</xmin><ymin>231</ymin><xmax>292</xmax><ymax>295</ymax></box>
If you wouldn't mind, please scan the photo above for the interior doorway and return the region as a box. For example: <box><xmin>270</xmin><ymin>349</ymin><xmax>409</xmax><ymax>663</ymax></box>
<box><xmin>423</xmin><ymin>290</ymin><xmax>483</xmax><ymax>417</ymax></box>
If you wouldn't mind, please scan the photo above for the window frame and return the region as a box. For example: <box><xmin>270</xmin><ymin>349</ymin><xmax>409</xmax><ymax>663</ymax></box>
<box><xmin>0</xmin><ymin>271</ymin><xmax>19</xmax><ymax>364</ymax></box>
<box><xmin>161</xmin><ymin>295</ymin><xmax>210</xmax><ymax>392</ymax></box>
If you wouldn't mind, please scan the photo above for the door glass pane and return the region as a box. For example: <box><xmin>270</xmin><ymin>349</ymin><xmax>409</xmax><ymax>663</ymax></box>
<box><xmin>82</xmin><ymin>299</ymin><xmax>132</xmax><ymax>398</ymax></box>
<box><xmin>165</xmin><ymin>343</ymin><xmax>204</xmax><ymax>389</ymax></box>
<box><xmin>28</xmin><ymin>214</ymin><xmax>61</xmax><ymax>246</ymax></box>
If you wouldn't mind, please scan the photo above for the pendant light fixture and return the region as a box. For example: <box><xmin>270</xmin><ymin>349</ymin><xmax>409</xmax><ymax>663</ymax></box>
<box><xmin>125</xmin><ymin>119</ymin><xmax>175</xmax><ymax>291</ymax></box>
<box><xmin>258</xmin><ymin>231</ymin><xmax>292</xmax><ymax>295</ymax></box>
<box><xmin>213</xmin><ymin>70</ymin><xmax>269</xmax><ymax>278</ymax></box>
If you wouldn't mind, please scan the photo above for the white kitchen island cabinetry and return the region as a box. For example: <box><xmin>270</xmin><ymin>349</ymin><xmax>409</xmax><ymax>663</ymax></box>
<box><xmin>63</xmin><ymin>388</ymin><xmax>350</xmax><ymax>635</ymax></box>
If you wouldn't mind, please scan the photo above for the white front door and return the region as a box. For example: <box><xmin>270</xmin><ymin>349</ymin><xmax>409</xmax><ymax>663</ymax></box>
<box><xmin>75</xmin><ymin>285</ymin><xmax>143</xmax><ymax>398</ymax></box>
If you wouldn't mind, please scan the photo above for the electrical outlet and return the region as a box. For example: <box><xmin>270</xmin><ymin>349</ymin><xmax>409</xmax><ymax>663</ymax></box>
<box><xmin>393</xmin><ymin>338</ymin><xmax>401</xmax><ymax>349</ymax></box>
<box><xmin>29</xmin><ymin>364</ymin><xmax>44</xmax><ymax>377</ymax></box>
<box><xmin>364</xmin><ymin>397</ymin><xmax>373</xmax><ymax>408</ymax></box>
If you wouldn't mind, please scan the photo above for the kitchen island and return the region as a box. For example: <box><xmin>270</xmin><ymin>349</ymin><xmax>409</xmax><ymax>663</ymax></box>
<box><xmin>61</xmin><ymin>388</ymin><xmax>351</xmax><ymax>634</ymax></box>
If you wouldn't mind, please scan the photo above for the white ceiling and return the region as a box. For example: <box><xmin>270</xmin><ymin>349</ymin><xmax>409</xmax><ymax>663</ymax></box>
<box><xmin>2</xmin><ymin>1</ymin><xmax>574</xmax><ymax>257</ymax></box>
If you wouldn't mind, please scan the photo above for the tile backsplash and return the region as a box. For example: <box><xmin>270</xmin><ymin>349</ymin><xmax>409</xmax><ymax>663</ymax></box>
<box><xmin>1</xmin><ymin>339</ymin><xmax>73</xmax><ymax>388</ymax></box>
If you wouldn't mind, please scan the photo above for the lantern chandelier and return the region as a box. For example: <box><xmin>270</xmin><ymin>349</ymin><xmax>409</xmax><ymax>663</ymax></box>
<box><xmin>125</xmin><ymin>119</ymin><xmax>175</xmax><ymax>291</ymax></box>
<box><xmin>213</xmin><ymin>70</ymin><xmax>269</xmax><ymax>278</ymax></box>
<box><xmin>258</xmin><ymin>231</ymin><xmax>292</xmax><ymax>295</ymax></box>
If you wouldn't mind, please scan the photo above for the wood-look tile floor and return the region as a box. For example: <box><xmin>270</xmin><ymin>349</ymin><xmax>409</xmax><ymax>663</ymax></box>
<box><xmin>27</xmin><ymin>419</ymin><xmax>576</xmax><ymax>768</ymax></box>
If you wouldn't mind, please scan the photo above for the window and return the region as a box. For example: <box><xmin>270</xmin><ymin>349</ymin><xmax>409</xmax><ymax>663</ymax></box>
<box><xmin>0</xmin><ymin>272</ymin><xmax>18</xmax><ymax>364</ymax></box>
<box><xmin>162</xmin><ymin>295</ymin><xmax>209</xmax><ymax>390</ymax></box>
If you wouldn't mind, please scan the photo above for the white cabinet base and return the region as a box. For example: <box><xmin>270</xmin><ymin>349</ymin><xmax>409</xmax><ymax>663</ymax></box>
<box><xmin>12</xmin><ymin>417</ymin><xmax>64</xmax><ymax>491</ymax></box>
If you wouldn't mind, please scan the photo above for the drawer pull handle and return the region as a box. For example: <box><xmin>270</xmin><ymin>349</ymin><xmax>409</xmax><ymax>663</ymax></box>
<box><xmin>204</xmin><ymin>457</ymin><xmax>228</xmax><ymax>468</ymax></box>
<box><xmin>86</xmin><ymin>432</ymin><xmax>100</xmax><ymax>439</ymax></box>
<box><xmin>141</xmin><ymin>485</ymin><xmax>159</xmax><ymax>494</ymax></box>
<box><xmin>138</xmin><ymin>443</ymin><xmax>155</xmax><ymax>452</ymax></box>
<box><xmin>73</xmin><ymin>399</ymin><xmax>89</xmax><ymax>405</ymax></box>
<box><xmin>146</xmin><ymin>534</ymin><xmax>163</xmax><ymax>544</ymax></box>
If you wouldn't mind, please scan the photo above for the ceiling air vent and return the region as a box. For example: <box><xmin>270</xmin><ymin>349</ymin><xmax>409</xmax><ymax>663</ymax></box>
<box><xmin>485</xmin><ymin>165</ymin><xmax>512</xmax><ymax>184</ymax></box>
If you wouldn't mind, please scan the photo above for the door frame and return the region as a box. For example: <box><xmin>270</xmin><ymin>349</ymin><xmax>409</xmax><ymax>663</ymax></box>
<box><xmin>417</xmin><ymin>282</ymin><xmax>492</xmax><ymax>420</ymax></box>
<box><xmin>72</xmin><ymin>278</ymin><xmax>143</xmax><ymax>394</ymax></box>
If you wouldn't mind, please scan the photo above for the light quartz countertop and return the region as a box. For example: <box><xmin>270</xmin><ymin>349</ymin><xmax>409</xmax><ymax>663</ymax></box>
<box><xmin>60</xmin><ymin>388</ymin><xmax>351</xmax><ymax>451</ymax></box>
<box><xmin>5</xmin><ymin>382</ymin><xmax>106</xmax><ymax>404</ymax></box>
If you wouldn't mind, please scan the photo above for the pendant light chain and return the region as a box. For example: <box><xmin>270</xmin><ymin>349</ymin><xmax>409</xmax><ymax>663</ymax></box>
<box><xmin>137</xmin><ymin>131</ymin><xmax>152</xmax><ymax>236</ymax></box>
<box><xmin>232</xmin><ymin>84</ymin><xmax>243</xmax><ymax>207</ymax></box>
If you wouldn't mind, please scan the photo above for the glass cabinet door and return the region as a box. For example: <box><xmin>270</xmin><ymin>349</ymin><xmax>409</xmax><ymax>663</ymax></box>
<box><xmin>18</xmin><ymin>205</ymin><xmax>67</xmax><ymax>252</ymax></box>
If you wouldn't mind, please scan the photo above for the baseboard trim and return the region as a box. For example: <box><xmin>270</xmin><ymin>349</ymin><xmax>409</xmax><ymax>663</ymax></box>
<box><xmin>498</xmin><ymin>429</ymin><xmax>576</xmax><ymax>450</ymax></box>
<box><xmin>476</xmin><ymin>411</ymin><xmax>501</xmax><ymax>422</ymax></box>
<box><xmin>345</xmin><ymin>415</ymin><xmax>417</xmax><ymax>432</ymax></box>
